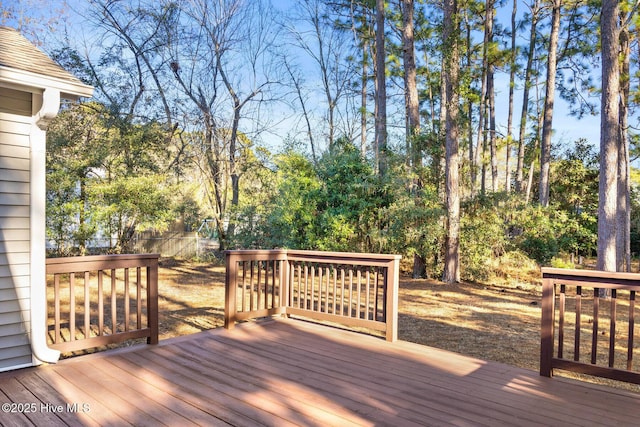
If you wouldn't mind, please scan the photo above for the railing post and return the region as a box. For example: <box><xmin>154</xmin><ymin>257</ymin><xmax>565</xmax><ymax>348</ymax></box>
<box><xmin>225</xmin><ymin>251</ymin><xmax>238</xmax><ymax>329</ymax></box>
<box><xmin>540</xmin><ymin>275</ymin><xmax>555</xmax><ymax>377</ymax></box>
<box><xmin>147</xmin><ymin>257</ymin><xmax>159</xmax><ymax>345</ymax></box>
<box><xmin>280</xmin><ymin>256</ymin><xmax>291</xmax><ymax>317</ymax></box>
<box><xmin>385</xmin><ymin>256</ymin><xmax>400</xmax><ymax>342</ymax></box>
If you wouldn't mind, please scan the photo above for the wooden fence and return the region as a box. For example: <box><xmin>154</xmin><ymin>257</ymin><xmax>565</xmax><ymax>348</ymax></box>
<box><xmin>225</xmin><ymin>249</ymin><xmax>401</xmax><ymax>341</ymax></box>
<box><xmin>46</xmin><ymin>254</ymin><xmax>159</xmax><ymax>353</ymax></box>
<box><xmin>541</xmin><ymin>267</ymin><xmax>640</xmax><ymax>384</ymax></box>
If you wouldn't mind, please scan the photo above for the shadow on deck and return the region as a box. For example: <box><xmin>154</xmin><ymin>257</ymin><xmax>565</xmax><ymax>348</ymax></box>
<box><xmin>1</xmin><ymin>318</ymin><xmax>639</xmax><ymax>426</ymax></box>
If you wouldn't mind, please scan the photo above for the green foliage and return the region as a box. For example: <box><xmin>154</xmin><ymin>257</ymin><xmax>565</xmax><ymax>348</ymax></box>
<box><xmin>89</xmin><ymin>175</ymin><xmax>175</xmax><ymax>252</ymax></box>
<box><xmin>271</xmin><ymin>151</ymin><xmax>322</xmax><ymax>248</ymax></box>
<box><xmin>384</xmin><ymin>166</ymin><xmax>444</xmax><ymax>277</ymax></box>
<box><xmin>550</xmin><ymin>256</ymin><xmax>575</xmax><ymax>269</ymax></box>
<box><xmin>234</xmin><ymin>139</ymin><xmax>396</xmax><ymax>253</ymax></box>
<box><xmin>46</xmin><ymin>102</ymin><xmax>191</xmax><ymax>254</ymax></box>
<box><xmin>459</xmin><ymin>197</ymin><xmax>508</xmax><ymax>281</ymax></box>
<box><xmin>507</xmin><ymin>204</ymin><xmax>596</xmax><ymax>265</ymax></box>
<box><xmin>314</xmin><ymin>139</ymin><xmax>387</xmax><ymax>252</ymax></box>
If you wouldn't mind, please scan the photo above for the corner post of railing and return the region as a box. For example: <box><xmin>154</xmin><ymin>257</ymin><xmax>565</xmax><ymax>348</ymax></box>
<box><xmin>225</xmin><ymin>251</ymin><xmax>238</xmax><ymax>329</ymax></box>
<box><xmin>385</xmin><ymin>255</ymin><xmax>401</xmax><ymax>342</ymax></box>
<box><xmin>540</xmin><ymin>269</ymin><xmax>555</xmax><ymax>377</ymax></box>
<box><xmin>280</xmin><ymin>251</ymin><xmax>291</xmax><ymax>317</ymax></box>
<box><xmin>147</xmin><ymin>255</ymin><xmax>159</xmax><ymax>345</ymax></box>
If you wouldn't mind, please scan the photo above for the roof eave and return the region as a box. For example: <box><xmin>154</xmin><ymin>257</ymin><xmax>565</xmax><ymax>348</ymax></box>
<box><xmin>0</xmin><ymin>65</ymin><xmax>94</xmax><ymax>99</ymax></box>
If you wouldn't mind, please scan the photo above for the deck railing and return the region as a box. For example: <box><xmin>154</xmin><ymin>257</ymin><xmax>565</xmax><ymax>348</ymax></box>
<box><xmin>225</xmin><ymin>249</ymin><xmax>401</xmax><ymax>341</ymax></box>
<box><xmin>541</xmin><ymin>267</ymin><xmax>640</xmax><ymax>384</ymax></box>
<box><xmin>46</xmin><ymin>254</ymin><xmax>159</xmax><ymax>353</ymax></box>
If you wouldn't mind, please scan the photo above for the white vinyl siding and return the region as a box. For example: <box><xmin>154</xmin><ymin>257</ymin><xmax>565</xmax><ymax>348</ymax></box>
<box><xmin>0</xmin><ymin>87</ymin><xmax>33</xmax><ymax>371</ymax></box>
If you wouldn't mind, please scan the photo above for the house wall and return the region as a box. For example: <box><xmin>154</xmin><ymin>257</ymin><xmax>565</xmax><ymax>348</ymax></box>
<box><xmin>0</xmin><ymin>86</ymin><xmax>34</xmax><ymax>371</ymax></box>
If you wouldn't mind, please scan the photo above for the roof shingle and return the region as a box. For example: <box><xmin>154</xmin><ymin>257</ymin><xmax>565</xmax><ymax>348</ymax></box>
<box><xmin>0</xmin><ymin>26</ymin><xmax>88</xmax><ymax>88</ymax></box>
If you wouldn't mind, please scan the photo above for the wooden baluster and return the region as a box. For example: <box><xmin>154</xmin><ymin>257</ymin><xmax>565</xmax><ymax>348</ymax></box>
<box><xmin>365</xmin><ymin>270</ymin><xmax>371</xmax><ymax>321</ymax></box>
<box><xmin>257</xmin><ymin>261</ymin><xmax>262</xmax><ymax>310</ymax></box>
<box><xmin>340</xmin><ymin>268</ymin><xmax>345</xmax><ymax>316</ymax></box>
<box><xmin>574</xmin><ymin>286</ymin><xmax>582</xmax><ymax>361</ymax></box>
<box><xmin>111</xmin><ymin>269</ymin><xmax>117</xmax><ymax>334</ymax></box>
<box><xmin>592</xmin><ymin>288</ymin><xmax>600</xmax><ymax>365</ymax></box>
<box><xmin>147</xmin><ymin>261</ymin><xmax>159</xmax><ymax>344</ymax></box>
<box><xmin>136</xmin><ymin>267</ymin><xmax>142</xmax><ymax>329</ymax></box>
<box><xmin>628</xmin><ymin>291</ymin><xmax>635</xmax><ymax>370</ymax></box>
<box><xmin>356</xmin><ymin>269</ymin><xmax>362</xmax><ymax>319</ymax></box>
<box><xmin>349</xmin><ymin>269</ymin><xmax>354</xmax><ymax>318</ymax></box>
<box><xmin>558</xmin><ymin>284</ymin><xmax>565</xmax><ymax>359</ymax></box>
<box><xmin>54</xmin><ymin>274</ymin><xmax>61</xmax><ymax>344</ymax></box>
<box><xmin>84</xmin><ymin>271</ymin><xmax>90</xmax><ymax>339</ymax></box>
<box><xmin>271</xmin><ymin>260</ymin><xmax>277</xmax><ymax>308</ymax></box>
<box><xmin>304</xmin><ymin>265</ymin><xmax>309</xmax><ymax>310</ymax></box>
<box><xmin>98</xmin><ymin>270</ymin><xmax>104</xmax><ymax>336</ymax></box>
<box><xmin>124</xmin><ymin>268</ymin><xmax>130</xmax><ymax>332</ymax></box>
<box><xmin>374</xmin><ymin>268</ymin><xmax>380</xmax><ymax>321</ymax></box>
<box><xmin>241</xmin><ymin>262</ymin><xmax>247</xmax><ymax>313</ymax></box>
<box><xmin>69</xmin><ymin>272</ymin><xmax>76</xmax><ymax>342</ymax></box>
<box><xmin>297</xmin><ymin>264</ymin><xmax>302</xmax><ymax>309</ymax></box>
<box><xmin>608</xmin><ymin>289</ymin><xmax>617</xmax><ymax>368</ymax></box>
<box><xmin>332</xmin><ymin>268</ymin><xmax>338</xmax><ymax>315</ymax></box>
<box><xmin>324</xmin><ymin>266</ymin><xmax>330</xmax><ymax>313</ymax></box>
<box><xmin>249</xmin><ymin>261</ymin><xmax>255</xmax><ymax>312</ymax></box>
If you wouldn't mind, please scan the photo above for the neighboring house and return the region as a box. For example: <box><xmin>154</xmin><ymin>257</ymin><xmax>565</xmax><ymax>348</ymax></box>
<box><xmin>0</xmin><ymin>27</ymin><xmax>93</xmax><ymax>371</ymax></box>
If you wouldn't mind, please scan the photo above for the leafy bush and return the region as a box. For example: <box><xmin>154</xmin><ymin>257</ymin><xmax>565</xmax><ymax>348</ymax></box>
<box><xmin>508</xmin><ymin>204</ymin><xmax>596</xmax><ymax>265</ymax></box>
<box><xmin>459</xmin><ymin>196</ymin><xmax>509</xmax><ymax>282</ymax></box>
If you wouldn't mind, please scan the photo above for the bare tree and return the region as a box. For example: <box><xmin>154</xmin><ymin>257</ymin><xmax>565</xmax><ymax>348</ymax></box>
<box><xmin>288</xmin><ymin>0</ymin><xmax>357</xmax><ymax>149</ymax></box>
<box><xmin>284</xmin><ymin>60</ymin><xmax>318</xmax><ymax>164</ymax></box>
<box><xmin>167</xmin><ymin>0</ymin><xmax>281</xmax><ymax>249</ymax></box>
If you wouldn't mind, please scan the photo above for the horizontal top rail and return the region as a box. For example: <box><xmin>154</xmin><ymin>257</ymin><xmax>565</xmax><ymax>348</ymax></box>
<box><xmin>46</xmin><ymin>253</ymin><xmax>160</xmax><ymax>274</ymax></box>
<box><xmin>227</xmin><ymin>249</ymin><xmax>402</xmax><ymax>264</ymax></box>
<box><xmin>542</xmin><ymin>267</ymin><xmax>640</xmax><ymax>288</ymax></box>
<box><xmin>285</xmin><ymin>250</ymin><xmax>402</xmax><ymax>267</ymax></box>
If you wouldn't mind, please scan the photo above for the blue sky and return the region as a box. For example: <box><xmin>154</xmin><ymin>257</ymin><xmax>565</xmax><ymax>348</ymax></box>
<box><xmin>3</xmin><ymin>0</ymin><xmax>605</xmax><ymax>154</ymax></box>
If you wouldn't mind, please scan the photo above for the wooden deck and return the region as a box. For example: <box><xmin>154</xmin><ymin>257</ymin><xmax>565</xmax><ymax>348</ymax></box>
<box><xmin>1</xmin><ymin>319</ymin><xmax>639</xmax><ymax>427</ymax></box>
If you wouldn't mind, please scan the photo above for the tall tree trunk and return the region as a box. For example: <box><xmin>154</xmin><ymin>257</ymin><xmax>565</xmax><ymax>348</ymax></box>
<box><xmin>375</xmin><ymin>0</ymin><xmax>387</xmax><ymax>177</ymax></box>
<box><xmin>505</xmin><ymin>0</ymin><xmax>517</xmax><ymax>193</ymax></box>
<box><xmin>361</xmin><ymin>40</ymin><xmax>369</xmax><ymax>158</ymax></box>
<box><xmin>525</xmin><ymin>94</ymin><xmax>544</xmax><ymax>204</ymax></box>
<box><xmin>617</xmin><ymin>19</ymin><xmax>631</xmax><ymax>271</ymax></box>
<box><xmin>402</xmin><ymin>0</ymin><xmax>420</xmax><ymax>168</ymax></box>
<box><xmin>402</xmin><ymin>0</ymin><xmax>426</xmax><ymax>277</ymax></box>
<box><xmin>486</xmin><ymin>0</ymin><xmax>498</xmax><ymax>193</ymax></box>
<box><xmin>442</xmin><ymin>0</ymin><xmax>460</xmax><ymax>284</ymax></box>
<box><xmin>474</xmin><ymin>14</ymin><xmax>488</xmax><ymax>196</ymax></box>
<box><xmin>597</xmin><ymin>0</ymin><xmax>620</xmax><ymax>272</ymax></box>
<box><xmin>538</xmin><ymin>0</ymin><xmax>561</xmax><ymax>207</ymax></box>
<box><xmin>516</xmin><ymin>0</ymin><xmax>539</xmax><ymax>194</ymax></box>
<box><xmin>464</xmin><ymin>11</ymin><xmax>475</xmax><ymax>196</ymax></box>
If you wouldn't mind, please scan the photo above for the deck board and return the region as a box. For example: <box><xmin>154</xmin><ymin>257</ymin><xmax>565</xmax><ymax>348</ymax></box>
<box><xmin>0</xmin><ymin>318</ymin><xmax>639</xmax><ymax>426</ymax></box>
